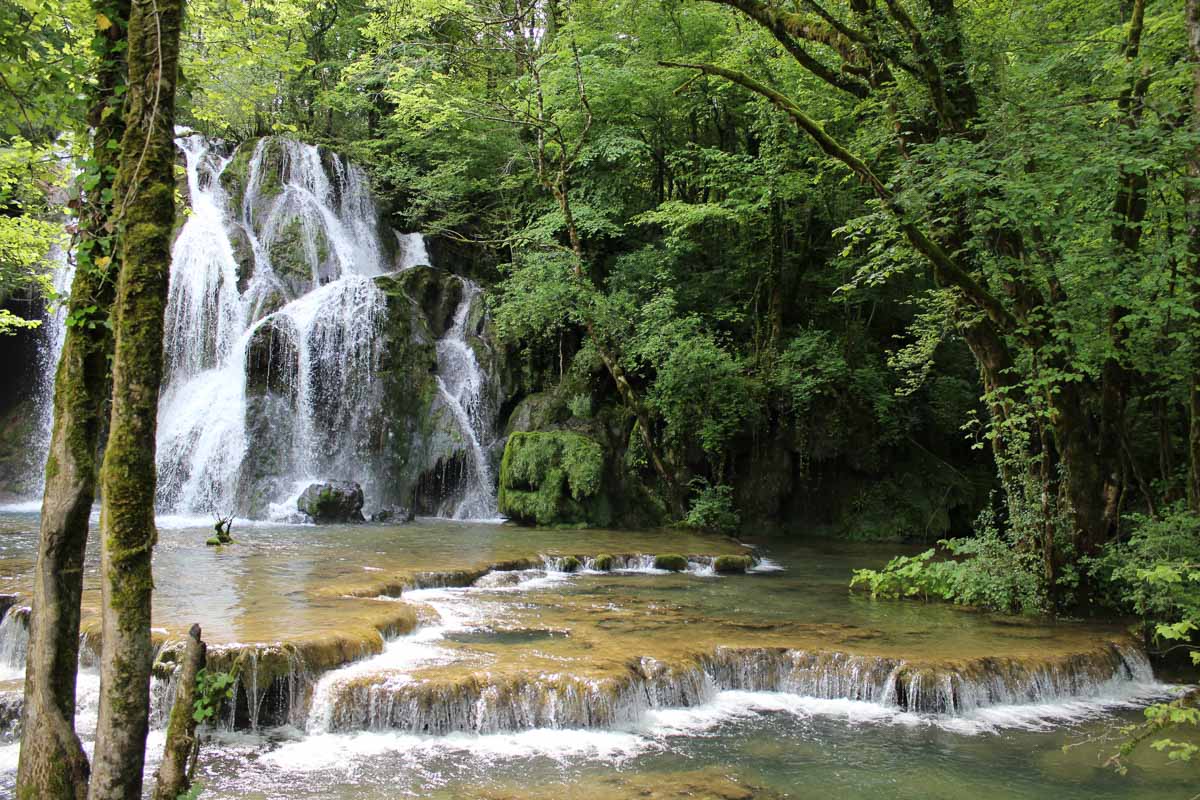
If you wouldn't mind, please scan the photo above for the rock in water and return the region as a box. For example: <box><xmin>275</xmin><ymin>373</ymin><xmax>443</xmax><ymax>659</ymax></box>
<box><xmin>298</xmin><ymin>481</ymin><xmax>365</xmax><ymax>523</ymax></box>
<box><xmin>369</xmin><ymin>506</ymin><xmax>415</xmax><ymax>524</ymax></box>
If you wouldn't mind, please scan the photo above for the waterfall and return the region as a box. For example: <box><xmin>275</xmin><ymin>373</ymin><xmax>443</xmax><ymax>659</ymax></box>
<box><xmin>395</xmin><ymin>232</ymin><xmax>430</xmax><ymax>269</ymax></box>
<box><xmin>0</xmin><ymin>607</ymin><xmax>30</xmax><ymax>682</ymax></box>
<box><xmin>155</xmin><ymin>134</ymin><xmax>392</xmax><ymax>517</ymax></box>
<box><xmin>19</xmin><ymin>133</ymin><xmax>502</xmax><ymax>520</ymax></box>
<box><xmin>433</xmin><ymin>279</ymin><xmax>498</xmax><ymax>519</ymax></box>
<box><xmin>28</xmin><ymin>245</ymin><xmax>74</xmax><ymax>498</ymax></box>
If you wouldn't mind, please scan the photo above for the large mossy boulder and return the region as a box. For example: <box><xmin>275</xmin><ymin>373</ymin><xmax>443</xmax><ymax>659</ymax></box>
<box><xmin>389</xmin><ymin>265</ymin><xmax>463</xmax><ymax>336</ymax></box>
<box><xmin>498</xmin><ymin>431</ymin><xmax>611</xmax><ymax>527</ymax></box>
<box><xmin>298</xmin><ymin>481</ymin><xmax>365</xmax><ymax>523</ymax></box>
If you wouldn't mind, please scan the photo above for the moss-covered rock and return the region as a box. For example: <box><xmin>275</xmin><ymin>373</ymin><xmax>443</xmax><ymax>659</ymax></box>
<box><xmin>654</xmin><ymin>554</ymin><xmax>689</xmax><ymax>572</ymax></box>
<box><xmin>368</xmin><ymin>273</ymin><xmax>468</xmax><ymax>514</ymax></box>
<box><xmin>713</xmin><ymin>555</ymin><xmax>752</xmax><ymax>574</ymax></box>
<box><xmin>498</xmin><ymin>431</ymin><xmax>610</xmax><ymax>527</ymax></box>
<box><xmin>504</xmin><ymin>392</ymin><xmax>565</xmax><ymax>436</ymax></box>
<box><xmin>267</xmin><ymin>216</ymin><xmax>332</xmax><ymax>296</ymax></box>
<box><xmin>559</xmin><ymin>556</ymin><xmax>581</xmax><ymax>573</ymax></box>
<box><xmin>391</xmin><ymin>265</ymin><xmax>463</xmax><ymax>336</ymax></box>
<box><xmin>592</xmin><ymin>553</ymin><xmax>614</xmax><ymax>571</ymax></box>
<box><xmin>298</xmin><ymin>481</ymin><xmax>365</xmax><ymax>523</ymax></box>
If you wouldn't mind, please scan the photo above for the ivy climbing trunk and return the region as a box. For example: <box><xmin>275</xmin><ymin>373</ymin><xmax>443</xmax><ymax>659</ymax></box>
<box><xmin>1189</xmin><ymin>0</ymin><xmax>1200</xmax><ymax>513</ymax></box>
<box><xmin>88</xmin><ymin>0</ymin><xmax>182</xmax><ymax>794</ymax></box>
<box><xmin>16</xmin><ymin>3</ymin><xmax>129</xmax><ymax>798</ymax></box>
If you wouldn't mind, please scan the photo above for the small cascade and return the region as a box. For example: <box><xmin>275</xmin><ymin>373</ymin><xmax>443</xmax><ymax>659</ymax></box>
<box><xmin>301</xmin><ymin>640</ymin><xmax>1159</xmax><ymax>736</ymax></box>
<box><xmin>433</xmin><ymin>279</ymin><xmax>498</xmax><ymax>519</ymax></box>
<box><xmin>29</xmin><ymin>245</ymin><xmax>74</xmax><ymax>496</ymax></box>
<box><xmin>396</xmin><ymin>232</ymin><xmax>431</xmax><ymax>269</ymax></box>
<box><xmin>0</xmin><ymin>606</ymin><xmax>30</xmax><ymax>682</ymax></box>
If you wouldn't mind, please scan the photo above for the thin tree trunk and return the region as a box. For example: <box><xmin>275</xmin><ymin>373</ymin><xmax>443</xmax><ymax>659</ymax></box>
<box><xmin>16</xmin><ymin>3</ymin><xmax>129</xmax><ymax>796</ymax></box>
<box><xmin>1188</xmin><ymin>0</ymin><xmax>1200</xmax><ymax>512</ymax></box>
<box><xmin>88</xmin><ymin>0</ymin><xmax>182</xmax><ymax>794</ymax></box>
<box><xmin>152</xmin><ymin>625</ymin><xmax>206</xmax><ymax>800</ymax></box>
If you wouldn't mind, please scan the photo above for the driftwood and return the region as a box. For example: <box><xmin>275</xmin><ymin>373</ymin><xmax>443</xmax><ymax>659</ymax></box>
<box><xmin>152</xmin><ymin>623</ymin><xmax>206</xmax><ymax>800</ymax></box>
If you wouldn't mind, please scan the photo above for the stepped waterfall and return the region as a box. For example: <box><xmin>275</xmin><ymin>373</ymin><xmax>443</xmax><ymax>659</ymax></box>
<box><xmin>33</xmin><ymin>134</ymin><xmax>499</xmax><ymax>520</ymax></box>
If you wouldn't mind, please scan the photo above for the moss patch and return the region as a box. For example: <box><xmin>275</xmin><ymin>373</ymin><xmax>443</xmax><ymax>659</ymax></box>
<box><xmin>654</xmin><ymin>554</ymin><xmax>688</xmax><ymax>572</ymax></box>
<box><xmin>713</xmin><ymin>555</ymin><xmax>752</xmax><ymax>574</ymax></box>
<box><xmin>498</xmin><ymin>431</ymin><xmax>610</xmax><ymax>527</ymax></box>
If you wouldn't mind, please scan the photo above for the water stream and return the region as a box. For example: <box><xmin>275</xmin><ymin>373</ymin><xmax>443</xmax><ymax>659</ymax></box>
<box><xmin>0</xmin><ymin>512</ymin><xmax>1190</xmax><ymax>798</ymax></box>
<box><xmin>432</xmin><ymin>279</ymin><xmax>497</xmax><ymax>519</ymax></box>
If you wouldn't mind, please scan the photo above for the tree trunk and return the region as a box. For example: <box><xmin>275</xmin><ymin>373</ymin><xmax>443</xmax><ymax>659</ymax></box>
<box><xmin>88</xmin><ymin>0</ymin><xmax>182</xmax><ymax>794</ymax></box>
<box><xmin>152</xmin><ymin>625</ymin><xmax>206</xmax><ymax>800</ymax></box>
<box><xmin>16</xmin><ymin>3</ymin><xmax>129</xmax><ymax>796</ymax></box>
<box><xmin>1188</xmin><ymin>0</ymin><xmax>1200</xmax><ymax>512</ymax></box>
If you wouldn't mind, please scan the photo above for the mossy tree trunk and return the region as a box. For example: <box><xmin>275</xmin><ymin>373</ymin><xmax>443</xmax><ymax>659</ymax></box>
<box><xmin>88</xmin><ymin>0</ymin><xmax>182</xmax><ymax>794</ymax></box>
<box><xmin>16</xmin><ymin>3</ymin><xmax>129</xmax><ymax>797</ymax></box>
<box><xmin>152</xmin><ymin>625</ymin><xmax>206</xmax><ymax>800</ymax></box>
<box><xmin>1189</xmin><ymin>0</ymin><xmax>1200</xmax><ymax>514</ymax></box>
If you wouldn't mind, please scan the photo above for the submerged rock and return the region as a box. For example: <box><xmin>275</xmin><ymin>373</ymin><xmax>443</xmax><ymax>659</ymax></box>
<box><xmin>298</xmin><ymin>481</ymin><xmax>365</xmax><ymax>523</ymax></box>
<box><xmin>370</xmin><ymin>506</ymin><xmax>415</xmax><ymax>524</ymax></box>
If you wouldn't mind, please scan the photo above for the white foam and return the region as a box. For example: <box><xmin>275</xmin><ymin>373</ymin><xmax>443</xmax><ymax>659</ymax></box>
<box><xmin>262</xmin><ymin>727</ymin><xmax>651</xmax><ymax>772</ymax></box>
<box><xmin>0</xmin><ymin>501</ymin><xmax>41</xmax><ymax>513</ymax></box>
<box><xmin>748</xmin><ymin>557</ymin><xmax>785</xmax><ymax>573</ymax></box>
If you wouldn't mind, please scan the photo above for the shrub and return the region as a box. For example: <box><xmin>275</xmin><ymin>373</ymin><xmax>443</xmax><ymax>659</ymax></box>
<box><xmin>683</xmin><ymin>482</ymin><xmax>740</xmax><ymax>535</ymax></box>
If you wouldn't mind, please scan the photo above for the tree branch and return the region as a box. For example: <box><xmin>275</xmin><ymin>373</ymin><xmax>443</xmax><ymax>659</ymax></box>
<box><xmin>659</xmin><ymin>60</ymin><xmax>1017</xmax><ymax>332</ymax></box>
<box><xmin>702</xmin><ymin>0</ymin><xmax>872</xmax><ymax>98</ymax></box>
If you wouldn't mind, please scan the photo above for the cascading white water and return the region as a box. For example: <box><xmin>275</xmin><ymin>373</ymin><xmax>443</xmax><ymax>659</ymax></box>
<box><xmin>395</xmin><ymin>232</ymin><xmax>430</xmax><ymax>270</ymax></box>
<box><xmin>24</xmin><ymin>133</ymin><xmax>501</xmax><ymax>520</ymax></box>
<box><xmin>156</xmin><ymin>134</ymin><xmax>391</xmax><ymax>517</ymax></box>
<box><xmin>432</xmin><ymin>279</ymin><xmax>498</xmax><ymax>519</ymax></box>
<box><xmin>0</xmin><ymin>608</ymin><xmax>29</xmax><ymax>682</ymax></box>
<box><xmin>27</xmin><ymin>245</ymin><xmax>75</xmax><ymax>498</ymax></box>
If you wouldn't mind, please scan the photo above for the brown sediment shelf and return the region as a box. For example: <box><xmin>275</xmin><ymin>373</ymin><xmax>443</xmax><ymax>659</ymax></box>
<box><xmin>436</xmin><ymin>767</ymin><xmax>784</xmax><ymax>800</ymax></box>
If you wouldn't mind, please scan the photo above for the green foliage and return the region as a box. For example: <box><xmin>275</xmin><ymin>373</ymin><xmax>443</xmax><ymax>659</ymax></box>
<box><xmin>850</xmin><ymin>508</ymin><xmax>1047</xmax><ymax>614</ymax></box>
<box><xmin>683</xmin><ymin>482</ymin><xmax>740</xmax><ymax>535</ymax></box>
<box><xmin>192</xmin><ymin>668</ymin><xmax>236</xmax><ymax>725</ymax></box>
<box><xmin>498</xmin><ymin>431</ymin><xmax>609</xmax><ymax>527</ymax></box>
<box><xmin>1086</xmin><ymin>507</ymin><xmax>1200</xmax><ymax>769</ymax></box>
<box><xmin>566</xmin><ymin>393</ymin><xmax>593</xmax><ymax>420</ymax></box>
<box><xmin>1092</xmin><ymin>508</ymin><xmax>1200</xmax><ymax>634</ymax></box>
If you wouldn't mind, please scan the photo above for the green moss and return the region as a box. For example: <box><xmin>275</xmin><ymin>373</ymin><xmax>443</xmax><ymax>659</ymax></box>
<box><xmin>654</xmin><ymin>554</ymin><xmax>688</xmax><ymax>572</ymax></box>
<box><xmin>560</xmin><ymin>556</ymin><xmax>581</xmax><ymax>573</ymax></box>
<box><xmin>219</xmin><ymin>139</ymin><xmax>257</xmax><ymax>210</ymax></box>
<box><xmin>498</xmin><ymin>431</ymin><xmax>609</xmax><ymax>527</ymax></box>
<box><xmin>592</xmin><ymin>553</ymin><xmax>614</xmax><ymax>571</ymax></box>
<box><xmin>713</xmin><ymin>555</ymin><xmax>752</xmax><ymax>573</ymax></box>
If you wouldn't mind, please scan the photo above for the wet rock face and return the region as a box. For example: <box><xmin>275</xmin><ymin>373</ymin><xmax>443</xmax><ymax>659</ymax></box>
<box><xmin>245</xmin><ymin>316</ymin><xmax>299</xmax><ymax>398</ymax></box>
<box><xmin>390</xmin><ymin>265</ymin><xmax>463</xmax><ymax>337</ymax></box>
<box><xmin>298</xmin><ymin>481</ymin><xmax>366</xmax><ymax>523</ymax></box>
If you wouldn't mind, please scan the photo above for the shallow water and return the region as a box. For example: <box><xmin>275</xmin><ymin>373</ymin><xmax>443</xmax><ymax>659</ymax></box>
<box><xmin>0</xmin><ymin>510</ymin><xmax>1194</xmax><ymax>798</ymax></box>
